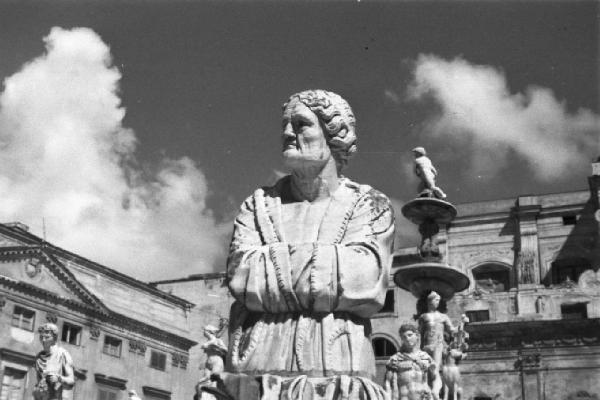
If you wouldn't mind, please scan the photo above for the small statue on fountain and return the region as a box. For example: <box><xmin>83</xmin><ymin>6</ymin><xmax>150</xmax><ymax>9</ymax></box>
<box><xmin>418</xmin><ymin>292</ymin><xmax>457</xmax><ymax>400</ymax></box>
<box><xmin>33</xmin><ymin>323</ymin><xmax>75</xmax><ymax>400</ymax></box>
<box><xmin>384</xmin><ymin>322</ymin><xmax>436</xmax><ymax>400</ymax></box>
<box><xmin>196</xmin><ymin>323</ymin><xmax>228</xmax><ymax>400</ymax></box>
<box><xmin>412</xmin><ymin>147</ymin><xmax>446</xmax><ymax>200</ymax></box>
<box><xmin>441</xmin><ymin>315</ymin><xmax>469</xmax><ymax>400</ymax></box>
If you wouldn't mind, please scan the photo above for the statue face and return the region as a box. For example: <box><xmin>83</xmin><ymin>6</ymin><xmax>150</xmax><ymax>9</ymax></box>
<box><xmin>39</xmin><ymin>329</ymin><xmax>56</xmax><ymax>347</ymax></box>
<box><xmin>428</xmin><ymin>295</ymin><xmax>440</xmax><ymax>310</ymax></box>
<box><xmin>401</xmin><ymin>330</ymin><xmax>419</xmax><ymax>349</ymax></box>
<box><xmin>281</xmin><ymin>99</ymin><xmax>331</xmax><ymax>169</ymax></box>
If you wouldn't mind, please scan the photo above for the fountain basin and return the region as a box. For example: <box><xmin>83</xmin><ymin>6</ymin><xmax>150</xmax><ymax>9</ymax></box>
<box><xmin>393</xmin><ymin>262</ymin><xmax>470</xmax><ymax>299</ymax></box>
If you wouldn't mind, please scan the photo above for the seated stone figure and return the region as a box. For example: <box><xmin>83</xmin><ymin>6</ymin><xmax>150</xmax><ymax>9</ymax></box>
<box><xmin>384</xmin><ymin>323</ymin><xmax>435</xmax><ymax>400</ymax></box>
<box><xmin>226</xmin><ymin>90</ymin><xmax>395</xmax><ymax>399</ymax></box>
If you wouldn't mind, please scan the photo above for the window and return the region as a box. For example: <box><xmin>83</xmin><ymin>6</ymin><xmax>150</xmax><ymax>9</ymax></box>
<box><xmin>11</xmin><ymin>306</ymin><xmax>35</xmax><ymax>331</ymax></box>
<box><xmin>150</xmin><ymin>350</ymin><xmax>167</xmax><ymax>371</ymax></box>
<box><xmin>473</xmin><ymin>264</ymin><xmax>510</xmax><ymax>292</ymax></box>
<box><xmin>97</xmin><ymin>388</ymin><xmax>118</xmax><ymax>400</ymax></box>
<box><xmin>466</xmin><ymin>309</ymin><xmax>490</xmax><ymax>322</ymax></box>
<box><xmin>0</xmin><ymin>367</ymin><xmax>27</xmax><ymax>400</ymax></box>
<box><xmin>562</xmin><ymin>215</ymin><xmax>577</xmax><ymax>225</ymax></box>
<box><xmin>61</xmin><ymin>322</ymin><xmax>82</xmax><ymax>346</ymax></box>
<box><xmin>103</xmin><ymin>336</ymin><xmax>122</xmax><ymax>357</ymax></box>
<box><xmin>551</xmin><ymin>259</ymin><xmax>589</xmax><ymax>284</ymax></box>
<box><xmin>372</xmin><ymin>337</ymin><xmax>397</xmax><ymax>359</ymax></box>
<box><xmin>561</xmin><ymin>303</ymin><xmax>587</xmax><ymax>320</ymax></box>
<box><xmin>378</xmin><ymin>290</ymin><xmax>395</xmax><ymax>313</ymax></box>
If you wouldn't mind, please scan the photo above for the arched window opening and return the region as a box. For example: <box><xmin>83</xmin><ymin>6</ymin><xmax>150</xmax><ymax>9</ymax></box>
<box><xmin>472</xmin><ymin>263</ymin><xmax>511</xmax><ymax>292</ymax></box>
<box><xmin>550</xmin><ymin>258</ymin><xmax>590</xmax><ymax>285</ymax></box>
<box><xmin>372</xmin><ymin>337</ymin><xmax>397</xmax><ymax>359</ymax></box>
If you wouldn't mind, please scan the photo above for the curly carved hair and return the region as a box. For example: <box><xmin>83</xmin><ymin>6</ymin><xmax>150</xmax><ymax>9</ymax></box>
<box><xmin>283</xmin><ymin>89</ymin><xmax>357</xmax><ymax>171</ymax></box>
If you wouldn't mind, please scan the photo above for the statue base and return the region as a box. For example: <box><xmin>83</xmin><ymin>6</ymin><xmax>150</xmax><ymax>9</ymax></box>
<box><xmin>210</xmin><ymin>372</ymin><xmax>387</xmax><ymax>400</ymax></box>
<box><xmin>401</xmin><ymin>197</ymin><xmax>457</xmax><ymax>225</ymax></box>
<box><xmin>393</xmin><ymin>262</ymin><xmax>469</xmax><ymax>299</ymax></box>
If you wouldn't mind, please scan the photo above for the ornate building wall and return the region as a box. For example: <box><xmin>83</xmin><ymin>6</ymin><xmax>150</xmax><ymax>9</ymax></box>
<box><xmin>388</xmin><ymin>162</ymin><xmax>600</xmax><ymax>400</ymax></box>
<box><xmin>0</xmin><ymin>224</ymin><xmax>197</xmax><ymax>400</ymax></box>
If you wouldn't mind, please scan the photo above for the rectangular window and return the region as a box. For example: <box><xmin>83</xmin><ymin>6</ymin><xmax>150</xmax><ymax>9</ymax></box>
<box><xmin>11</xmin><ymin>306</ymin><xmax>35</xmax><ymax>331</ymax></box>
<box><xmin>103</xmin><ymin>336</ymin><xmax>122</xmax><ymax>358</ymax></box>
<box><xmin>561</xmin><ymin>303</ymin><xmax>588</xmax><ymax>320</ymax></box>
<box><xmin>150</xmin><ymin>350</ymin><xmax>167</xmax><ymax>371</ymax></box>
<box><xmin>97</xmin><ymin>388</ymin><xmax>118</xmax><ymax>400</ymax></box>
<box><xmin>562</xmin><ymin>215</ymin><xmax>577</xmax><ymax>225</ymax></box>
<box><xmin>465</xmin><ymin>309</ymin><xmax>490</xmax><ymax>322</ymax></box>
<box><xmin>61</xmin><ymin>322</ymin><xmax>82</xmax><ymax>346</ymax></box>
<box><xmin>0</xmin><ymin>367</ymin><xmax>27</xmax><ymax>400</ymax></box>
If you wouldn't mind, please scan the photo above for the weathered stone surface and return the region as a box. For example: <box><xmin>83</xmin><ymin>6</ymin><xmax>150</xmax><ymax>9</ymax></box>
<box><xmin>225</xmin><ymin>90</ymin><xmax>394</xmax><ymax>399</ymax></box>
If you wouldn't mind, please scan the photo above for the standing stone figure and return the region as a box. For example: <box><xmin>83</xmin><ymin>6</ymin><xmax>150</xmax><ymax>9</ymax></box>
<box><xmin>226</xmin><ymin>90</ymin><xmax>394</xmax><ymax>399</ymax></box>
<box><xmin>196</xmin><ymin>325</ymin><xmax>228</xmax><ymax>400</ymax></box>
<box><xmin>384</xmin><ymin>323</ymin><xmax>436</xmax><ymax>400</ymax></box>
<box><xmin>418</xmin><ymin>292</ymin><xmax>456</xmax><ymax>400</ymax></box>
<box><xmin>33</xmin><ymin>323</ymin><xmax>75</xmax><ymax>400</ymax></box>
<box><xmin>412</xmin><ymin>147</ymin><xmax>446</xmax><ymax>200</ymax></box>
<box><xmin>440</xmin><ymin>316</ymin><xmax>468</xmax><ymax>400</ymax></box>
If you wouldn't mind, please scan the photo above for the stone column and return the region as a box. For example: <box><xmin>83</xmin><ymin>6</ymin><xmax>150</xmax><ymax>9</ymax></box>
<box><xmin>515</xmin><ymin>196</ymin><xmax>541</xmax><ymax>287</ymax></box>
<box><xmin>588</xmin><ymin>160</ymin><xmax>600</xmax><ymax>268</ymax></box>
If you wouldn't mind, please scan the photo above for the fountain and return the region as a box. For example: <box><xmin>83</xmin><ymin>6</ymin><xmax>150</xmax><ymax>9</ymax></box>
<box><xmin>390</xmin><ymin>147</ymin><xmax>471</xmax><ymax>400</ymax></box>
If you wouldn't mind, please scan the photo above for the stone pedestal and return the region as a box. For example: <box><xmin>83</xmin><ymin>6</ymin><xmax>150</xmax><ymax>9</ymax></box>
<box><xmin>394</xmin><ymin>197</ymin><xmax>469</xmax><ymax>300</ymax></box>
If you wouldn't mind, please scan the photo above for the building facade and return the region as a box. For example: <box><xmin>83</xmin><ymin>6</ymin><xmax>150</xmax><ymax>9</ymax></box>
<box><xmin>0</xmin><ymin>224</ymin><xmax>197</xmax><ymax>400</ymax></box>
<box><xmin>391</xmin><ymin>162</ymin><xmax>600</xmax><ymax>400</ymax></box>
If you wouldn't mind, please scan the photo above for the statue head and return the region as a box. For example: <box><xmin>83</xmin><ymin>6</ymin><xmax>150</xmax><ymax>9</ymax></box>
<box><xmin>399</xmin><ymin>322</ymin><xmax>420</xmax><ymax>350</ymax></box>
<box><xmin>427</xmin><ymin>291</ymin><xmax>441</xmax><ymax>311</ymax></box>
<box><xmin>38</xmin><ymin>323</ymin><xmax>58</xmax><ymax>347</ymax></box>
<box><xmin>282</xmin><ymin>90</ymin><xmax>357</xmax><ymax>172</ymax></box>
<box><xmin>412</xmin><ymin>146</ymin><xmax>426</xmax><ymax>157</ymax></box>
<box><xmin>203</xmin><ymin>324</ymin><xmax>219</xmax><ymax>339</ymax></box>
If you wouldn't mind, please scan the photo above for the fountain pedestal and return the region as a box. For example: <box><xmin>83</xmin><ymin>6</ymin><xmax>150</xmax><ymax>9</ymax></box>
<box><xmin>394</xmin><ymin>197</ymin><xmax>469</xmax><ymax>300</ymax></box>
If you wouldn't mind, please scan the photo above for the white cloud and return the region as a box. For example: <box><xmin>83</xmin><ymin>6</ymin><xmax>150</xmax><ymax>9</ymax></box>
<box><xmin>0</xmin><ymin>27</ymin><xmax>229</xmax><ymax>280</ymax></box>
<box><xmin>406</xmin><ymin>54</ymin><xmax>600</xmax><ymax>181</ymax></box>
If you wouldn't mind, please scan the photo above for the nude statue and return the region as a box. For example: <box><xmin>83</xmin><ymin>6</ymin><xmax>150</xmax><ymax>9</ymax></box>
<box><xmin>33</xmin><ymin>323</ymin><xmax>75</xmax><ymax>400</ymax></box>
<box><xmin>412</xmin><ymin>147</ymin><xmax>446</xmax><ymax>200</ymax></box>
<box><xmin>226</xmin><ymin>90</ymin><xmax>394</xmax><ymax>399</ymax></box>
<box><xmin>385</xmin><ymin>323</ymin><xmax>436</xmax><ymax>400</ymax></box>
<box><xmin>418</xmin><ymin>292</ymin><xmax>455</xmax><ymax>400</ymax></box>
<box><xmin>196</xmin><ymin>325</ymin><xmax>228</xmax><ymax>400</ymax></box>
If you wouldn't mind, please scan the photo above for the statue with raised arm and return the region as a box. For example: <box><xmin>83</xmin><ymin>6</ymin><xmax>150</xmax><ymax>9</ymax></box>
<box><xmin>385</xmin><ymin>323</ymin><xmax>436</xmax><ymax>400</ymax></box>
<box><xmin>418</xmin><ymin>292</ymin><xmax>456</xmax><ymax>400</ymax></box>
<box><xmin>225</xmin><ymin>90</ymin><xmax>394</xmax><ymax>399</ymax></box>
<box><xmin>412</xmin><ymin>147</ymin><xmax>446</xmax><ymax>200</ymax></box>
<box><xmin>196</xmin><ymin>324</ymin><xmax>228</xmax><ymax>400</ymax></box>
<box><xmin>33</xmin><ymin>323</ymin><xmax>75</xmax><ymax>400</ymax></box>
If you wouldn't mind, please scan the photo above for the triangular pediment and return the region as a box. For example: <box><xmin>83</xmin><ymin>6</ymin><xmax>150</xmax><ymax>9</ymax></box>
<box><xmin>0</xmin><ymin>246</ymin><xmax>109</xmax><ymax>313</ymax></box>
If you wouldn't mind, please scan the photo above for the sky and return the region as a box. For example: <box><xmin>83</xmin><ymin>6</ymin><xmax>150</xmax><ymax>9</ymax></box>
<box><xmin>0</xmin><ymin>1</ymin><xmax>597</xmax><ymax>281</ymax></box>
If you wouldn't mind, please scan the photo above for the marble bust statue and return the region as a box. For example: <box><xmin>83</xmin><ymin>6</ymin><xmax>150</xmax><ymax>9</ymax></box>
<box><xmin>226</xmin><ymin>90</ymin><xmax>395</xmax><ymax>399</ymax></box>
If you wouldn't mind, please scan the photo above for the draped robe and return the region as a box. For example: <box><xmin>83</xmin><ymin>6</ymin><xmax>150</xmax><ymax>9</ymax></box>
<box><xmin>226</xmin><ymin>176</ymin><xmax>394</xmax><ymax>381</ymax></box>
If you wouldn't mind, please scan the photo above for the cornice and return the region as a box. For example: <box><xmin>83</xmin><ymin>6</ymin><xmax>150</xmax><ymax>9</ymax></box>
<box><xmin>142</xmin><ymin>386</ymin><xmax>171</xmax><ymax>400</ymax></box>
<box><xmin>94</xmin><ymin>374</ymin><xmax>127</xmax><ymax>390</ymax></box>
<box><xmin>0</xmin><ymin>278</ymin><xmax>197</xmax><ymax>350</ymax></box>
<box><xmin>467</xmin><ymin>318</ymin><xmax>600</xmax><ymax>352</ymax></box>
<box><xmin>0</xmin><ymin>348</ymin><xmax>36</xmax><ymax>366</ymax></box>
